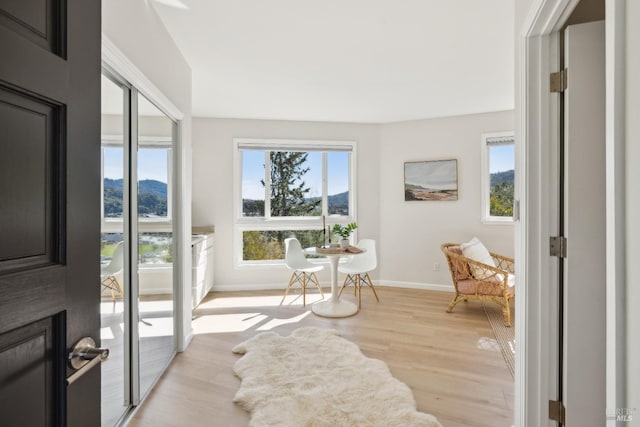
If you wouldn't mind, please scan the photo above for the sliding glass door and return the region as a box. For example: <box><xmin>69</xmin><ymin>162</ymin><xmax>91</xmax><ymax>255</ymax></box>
<box><xmin>100</xmin><ymin>73</ymin><xmax>129</xmax><ymax>427</ymax></box>
<box><xmin>100</xmin><ymin>71</ymin><xmax>177</xmax><ymax>426</ymax></box>
<box><xmin>136</xmin><ymin>93</ymin><xmax>176</xmax><ymax>399</ymax></box>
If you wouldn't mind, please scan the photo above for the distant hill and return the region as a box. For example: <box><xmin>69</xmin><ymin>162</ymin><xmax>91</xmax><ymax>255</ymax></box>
<box><xmin>242</xmin><ymin>191</ymin><xmax>349</xmax><ymax>216</ymax></box>
<box><xmin>327</xmin><ymin>191</ymin><xmax>348</xmax><ymax>215</ymax></box>
<box><xmin>490</xmin><ymin>170</ymin><xmax>514</xmax><ymax>187</ymax></box>
<box><xmin>103</xmin><ymin>178</ymin><xmax>167</xmax><ymax>217</ymax></box>
<box><xmin>328</xmin><ymin>191</ymin><xmax>348</xmax><ymax>205</ymax></box>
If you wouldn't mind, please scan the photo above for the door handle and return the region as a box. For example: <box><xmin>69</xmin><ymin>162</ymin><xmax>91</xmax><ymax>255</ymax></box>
<box><xmin>66</xmin><ymin>337</ymin><xmax>109</xmax><ymax>385</ymax></box>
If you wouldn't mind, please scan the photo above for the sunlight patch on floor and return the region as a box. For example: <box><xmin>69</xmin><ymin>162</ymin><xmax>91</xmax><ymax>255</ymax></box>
<box><xmin>193</xmin><ymin>313</ymin><xmax>269</xmax><ymax>334</ymax></box>
<box><xmin>476</xmin><ymin>336</ymin><xmax>501</xmax><ymax>352</ymax></box>
<box><xmin>138</xmin><ymin>316</ymin><xmax>174</xmax><ymax>338</ymax></box>
<box><xmin>256</xmin><ymin>311</ymin><xmax>311</xmax><ymax>331</ymax></box>
<box><xmin>101</xmin><ymin>301</ymin><xmax>124</xmax><ymax>314</ymax></box>
<box><xmin>139</xmin><ymin>300</ymin><xmax>173</xmax><ymax>314</ymax></box>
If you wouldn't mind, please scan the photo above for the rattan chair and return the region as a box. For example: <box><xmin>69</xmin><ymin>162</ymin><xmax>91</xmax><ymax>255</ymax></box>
<box><xmin>441</xmin><ymin>242</ymin><xmax>515</xmax><ymax>326</ymax></box>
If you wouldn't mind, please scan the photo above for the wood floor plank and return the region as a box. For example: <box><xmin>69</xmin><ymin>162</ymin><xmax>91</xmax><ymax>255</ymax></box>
<box><xmin>128</xmin><ymin>287</ymin><xmax>513</xmax><ymax>426</ymax></box>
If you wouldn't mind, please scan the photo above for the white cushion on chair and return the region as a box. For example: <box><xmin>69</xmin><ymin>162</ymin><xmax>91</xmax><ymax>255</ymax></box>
<box><xmin>460</xmin><ymin>237</ymin><xmax>496</xmax><ymax>279</ymax></box>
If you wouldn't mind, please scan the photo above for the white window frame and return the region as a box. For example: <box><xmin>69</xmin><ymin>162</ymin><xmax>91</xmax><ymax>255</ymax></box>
<box><xmin>233</xmin><ymin>138</ymin><xmax>357</xmax><ymax>267</ymax></box>
<box><xmin>480</xmin><ymin>131</ymin><xmax>515</xmax><ymax>224</ymax></box>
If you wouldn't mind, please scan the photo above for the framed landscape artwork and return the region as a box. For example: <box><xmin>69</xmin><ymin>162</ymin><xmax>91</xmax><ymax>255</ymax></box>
<box><xmin>404</xmin><ymin>159</ymin><xmax>458</xmax><ymax>201</ymax></box>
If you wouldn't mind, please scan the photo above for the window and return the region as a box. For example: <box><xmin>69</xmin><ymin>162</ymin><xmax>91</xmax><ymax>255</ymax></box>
<box><xmin>101</xmin><ymin>136</ymin><xmax>173</xmax><ymax>224</ymax></box>
<box><xmin>481</xmin><ymin>132</ymin><xmax>515</xmax><ymax>223</ymax></box>
<box><xmin>101</xmin><ymin>136</ymin><xmax>173</xmax><ymax>267</ymax></box>
<box><xmin>235</xmin><ymin>139</ymin><xmax>356</xmax><ymax>265</ymax></box>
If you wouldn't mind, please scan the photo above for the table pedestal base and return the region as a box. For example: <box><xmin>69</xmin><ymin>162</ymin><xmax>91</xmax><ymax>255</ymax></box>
<box><xmin>311</xmin><ymin>299</ymin><xmax>358</xmax><ymax>318</ymax></box>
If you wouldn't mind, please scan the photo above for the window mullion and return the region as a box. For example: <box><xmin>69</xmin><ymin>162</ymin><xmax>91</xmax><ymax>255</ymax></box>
<box><xmin>264</xmin><ymin>150</ymin><xmax>271</xmax><ymax>219</ymax></box>
<box><xmin>322</xmin><ymin>152</ymin><xmax>328</xmax><ymax>216</ymax></box>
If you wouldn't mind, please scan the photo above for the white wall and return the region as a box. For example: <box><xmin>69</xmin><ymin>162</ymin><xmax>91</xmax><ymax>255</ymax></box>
<box><xmin>102</xmin><ymin>1</ymin><xmax>191</xmax><ymax>115</ymax></box>
<box><xmin>192</xmin><ymin>112</ymin><xmax>514</xmax><ymax>289</ymax></box>
<box><xmin>378</xmin><ymin>111</ymin><xmax>515</xmax><ymax>288</ymax></box>
<box><xmin>192</xmin><ymin>118</ymin><xmax>380</xmax><ymax>289</ymax></box>
<box><xmin>625</xmin><ymin>0</ymin><xmax>639</xmax><ymax>414</ymax></box>
<box><xmin>102</xmin><ymin>0</ymin><xmax>193</xmax><ymax>350</ymax></box>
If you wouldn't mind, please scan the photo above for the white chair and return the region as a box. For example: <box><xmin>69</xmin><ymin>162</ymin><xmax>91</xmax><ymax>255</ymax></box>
<box><xmin>281</xmin><ymin>237</ymin><xmax>324</xmax><ymax>306</ymax></box>
<box><xmin>101</xmin><ymin>241</ymin><xmax>124</xmax><ymax>301</ymax></box>
<box><xmin>338</xmin><ymin>239</ymin><xmax>380</xmax><ymax>308</ymax></box>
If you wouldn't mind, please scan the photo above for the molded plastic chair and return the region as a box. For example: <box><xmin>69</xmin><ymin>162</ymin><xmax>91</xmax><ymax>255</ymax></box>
<box><xmin>281</xmin><ymin>238</ymin><xmax>324</xmax><ymax>306</ymax></box>
<box><xmin>338</xmin><ymin>239</ymin><xmax>379</xmax><ymax>308</ymax></box>
<box><xmin>101</xmin><ymin>241</ymin><xmax>124</xmax><ymax>301</ymax></box>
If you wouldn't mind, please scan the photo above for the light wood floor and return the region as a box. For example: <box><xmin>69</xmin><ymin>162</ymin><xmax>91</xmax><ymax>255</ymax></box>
<box><xmin>127</xmin><ymin>287</ymin><xmax>514</xmax><ymax>427</ymax></box>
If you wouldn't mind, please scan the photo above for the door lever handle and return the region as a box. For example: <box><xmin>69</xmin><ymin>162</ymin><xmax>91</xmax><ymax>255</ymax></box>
<box><xmin>66</xmin><ymin>337</ymin><xmax>109</xmax><ymax>385</ymax></box>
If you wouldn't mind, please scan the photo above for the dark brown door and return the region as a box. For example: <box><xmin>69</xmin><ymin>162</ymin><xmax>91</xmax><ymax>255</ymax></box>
<box><xmin>0</xmin><ymin>1</ymin><xmax>101</xmax><ymax>426</ymax></box>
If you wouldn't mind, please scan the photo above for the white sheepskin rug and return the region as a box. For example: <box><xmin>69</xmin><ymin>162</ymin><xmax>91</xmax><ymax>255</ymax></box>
<box><xmin>232</xmin><ymin>327</ymin><xmax>442</xmax><ymax>427</ymax></box>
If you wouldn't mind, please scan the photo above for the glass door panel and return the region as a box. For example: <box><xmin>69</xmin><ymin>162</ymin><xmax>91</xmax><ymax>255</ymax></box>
<box><xmin>136</xmin><ymin>93</ymin><xmax>176</xmax><ymax>398</ymax></box>
<box><xmin>100</xmin><ymin>74</ymin><xmax>129</xmax><ymax>426</ymax></box>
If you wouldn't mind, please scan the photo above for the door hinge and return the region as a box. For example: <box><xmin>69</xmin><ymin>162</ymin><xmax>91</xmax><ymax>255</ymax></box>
<box><xmin>549</xmin><ymin>399</ymin><xmax>566</xmax><ymax>424</ymax></box>
<box><xmin>550</xmin><ymin>69</ymin><xmax>568</xmax><ymax>92</ymax></box>
<box><xmin>550</xmin><ymin>236</ymin><xmax>567</xmax><ymax>258</ymax></box>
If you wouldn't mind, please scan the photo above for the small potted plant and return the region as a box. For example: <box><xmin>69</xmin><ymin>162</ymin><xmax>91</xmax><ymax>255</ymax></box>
<box><xmin>332</xmin><ymin>222</ymin><xmax>358</xmax><ymax>249</ymax></box>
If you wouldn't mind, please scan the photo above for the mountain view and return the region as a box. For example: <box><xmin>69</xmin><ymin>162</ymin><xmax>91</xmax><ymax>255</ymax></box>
<box><xmin>490</xmin><ymin>169</ymin><xmax>514</xmax><ymax>187</ymax></box>
<box><xmin>104</xmin><ymin>178</ymin><xmax>167</xmax><ymax>217</ymax></box>
<box><xmin>242</xmin><ymin>191</ymin><xmax>349</xmax><ymax>217</ymax></box>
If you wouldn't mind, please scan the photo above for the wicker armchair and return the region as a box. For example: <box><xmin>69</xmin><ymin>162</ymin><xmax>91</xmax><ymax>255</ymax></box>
<box><xmin>441</xmin><ymin>242</ymin><xmax>515</xmax><ymax>326</ymax></box>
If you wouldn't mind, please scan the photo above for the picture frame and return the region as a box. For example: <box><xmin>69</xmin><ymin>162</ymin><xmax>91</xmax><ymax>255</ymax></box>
<box><xmin>404</xmin><ymin>159</ymin><xmax>458</xmax><ymax>201</ymax></box>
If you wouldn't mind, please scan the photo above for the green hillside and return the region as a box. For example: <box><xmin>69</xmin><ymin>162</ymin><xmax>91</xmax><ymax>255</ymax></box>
<box><xmin>104</xmin><ymin>178</ymin><xmax>167</xmax><ymax>217</ymax></box>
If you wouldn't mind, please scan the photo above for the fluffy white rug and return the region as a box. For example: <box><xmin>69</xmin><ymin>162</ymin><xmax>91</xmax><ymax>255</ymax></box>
<box><xmin>232</xmin><ymin>327</ymin><xmax>442</xmax><ymax>427</ymax></box>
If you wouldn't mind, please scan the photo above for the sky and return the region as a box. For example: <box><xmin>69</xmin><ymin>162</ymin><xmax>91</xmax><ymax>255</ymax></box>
<box><xmin>242</xmin><ymin>150</ymin><xmax>349</xmax><ymax>200</ymax></box>
<box><xmin>489</xmin><ymin>144</ymin><xmax>514</xmax><ymax>173</ymax></box>
<box><xmin>104</xmin><ymin>147</ymin><xmax>168</xmax><ymax>183</ymax></box>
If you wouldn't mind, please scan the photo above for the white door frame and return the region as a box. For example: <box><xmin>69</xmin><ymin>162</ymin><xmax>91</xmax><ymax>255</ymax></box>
<box><xmin>102</xmin><ymin>35</ymin><xmax>194</xmax><ymax>353</ymax></box>
<box><xmin>517</xmin><ymin>0</ymin><xmax>626</xmax><ymax>425</ymax></box>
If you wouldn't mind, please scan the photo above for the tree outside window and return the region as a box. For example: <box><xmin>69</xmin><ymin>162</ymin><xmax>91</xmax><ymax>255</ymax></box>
<box><xmin>482</xmin><ymin>133</ymin><xmax>515</xmax><ymax>223</ymax></box>
<box><xmin>236</xmin><ymin>140</ymin><xmax>355</xmax><ymax>263</ymax></box>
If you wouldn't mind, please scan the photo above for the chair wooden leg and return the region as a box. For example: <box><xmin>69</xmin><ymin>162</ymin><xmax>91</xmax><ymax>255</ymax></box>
<box><xmin>446</xmin><ymin>293</ymin><xmax>466</xmax><ymax>312</ymax></box>
<box><xmin>502</xmin><ymin>296</ymin><xmax>512</xmax><ymax>327</ymax></box>
<box><xmin>363</xmin><ymin>273</ymin><xmax>380</xmax><ymax>302</ymax></box>
<box><xmin>280</xmin><ymin>271</ymin><xmax>297</xmax><ymax>305</ymax></box>
<box><xmin>302</xmin><ymin>272</ymin><xmax>307</xmax><ymax>306</ymax></box>
<box><xmin>357</xmin><ymin>275</ymin><xmax>362</xmax><ymax>308</ymax></box>
<box><xmin>113</xmin><ymin>277</ymin><xmax>123</xmax><ymax>299</ymax></box>
<box><xmin>338</xmin><ymin>274</ymin><xmax>353</xmax><ymax>297</ymax></box>
<box><xmin>310</xmin><ymin>272</ymin><xmax>324</xmax><ymax>299</ymax></box>
<box><xmin>102</xmin><ymin>276</ymin><xmax>121</xmax><ymax>301</ymax></box>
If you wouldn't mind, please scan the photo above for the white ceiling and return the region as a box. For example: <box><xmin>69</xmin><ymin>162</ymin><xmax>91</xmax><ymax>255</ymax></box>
<box><xmin>150</xmin><ymin>0</ymin><xmax>514</xmax><ymax>123</ymax></box>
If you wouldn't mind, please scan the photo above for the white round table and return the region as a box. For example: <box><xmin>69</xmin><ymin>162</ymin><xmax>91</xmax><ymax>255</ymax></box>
<box><xmin>306</xmin><ymin>247</ymin><xmax>364</xmax><ymax>318</ymax></box>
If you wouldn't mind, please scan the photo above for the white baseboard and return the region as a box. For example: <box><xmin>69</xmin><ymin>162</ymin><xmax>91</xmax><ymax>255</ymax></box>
<box><xmin>376</xmin><ymin>280</ymin><xmax>454</xmax><ymax>292</ymax></box>
<box><xmin>212</xmin><ymin>280</ymin><xmax>453</xmax><ymax>293</ymax></box>
<box><xmin>212</xmin><ymin>282</ymin><xmax>290</xmax><ymax>292</ymax></box>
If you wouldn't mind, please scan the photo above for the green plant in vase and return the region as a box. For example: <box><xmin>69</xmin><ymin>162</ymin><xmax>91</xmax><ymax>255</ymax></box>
<box><xmin>332</xmin><ymin>222</ymin><xmax>358</xmax><ymax>249</ymax></box>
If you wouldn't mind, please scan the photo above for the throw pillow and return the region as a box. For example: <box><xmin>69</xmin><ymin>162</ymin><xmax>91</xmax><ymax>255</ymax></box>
<box><xmin>460</xmin><ymin>237</ymin><xmax>496</xmax><ymax>279</ymax></box>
